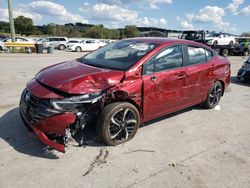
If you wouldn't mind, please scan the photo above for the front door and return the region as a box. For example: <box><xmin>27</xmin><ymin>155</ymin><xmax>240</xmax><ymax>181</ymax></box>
<box><xmin>142</xmin><ymin>45</ymin><xmax>189</xmax><ymax>121</ymax></box>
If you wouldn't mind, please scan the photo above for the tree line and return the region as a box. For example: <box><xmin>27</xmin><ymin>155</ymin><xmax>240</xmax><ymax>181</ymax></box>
<box><xmin>0</xmin><ymin>16</ymin><xmax>139</xmax><ymax>39</ymax></box>
<box><xmin>1</xmin><ymin>16</ymin><xmax>249</xmax><ymax>39</ymax></box>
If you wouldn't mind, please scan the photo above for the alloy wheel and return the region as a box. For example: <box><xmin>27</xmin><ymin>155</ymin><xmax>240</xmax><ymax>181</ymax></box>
<box><xmin>108</xmin><ymin>108</ymin><xmax>137</xmax><ymax>142</ymax></box>
<box><xmin>209</xmin><ymin>84</ymin><xmax>222</xmax><ymax>106</ymax></box>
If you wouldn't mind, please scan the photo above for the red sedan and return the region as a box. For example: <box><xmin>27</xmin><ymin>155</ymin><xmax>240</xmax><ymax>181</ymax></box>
<box><xmin>19</xmin><ymin>38</ymin><xmax>231</xmax><ymax>152</ymax></box>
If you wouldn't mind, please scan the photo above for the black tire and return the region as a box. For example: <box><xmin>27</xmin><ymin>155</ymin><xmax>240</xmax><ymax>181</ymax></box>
<box><xmin>202</xmin><ymin>81</ymin><xmax>223</xmax><ymax>109</ymax></box>
<box><xmin>75</xmin><ymin>46</ymin><xmax>82</xmax><ymax>52</ymax></box>
<box><xmin>221</xmin><ymin>49</ymin><xmax>229</xmax><ymax>57</ymax></box>
<box><xmin>96</xmin><ymin>102</ymin><xmax>140</xmax><ymax>146</ymax></box>
<box><xmin>58</xmin><ymin>44</ymin><xmax>66</xmax><ymax>50</ymax></box>
<box><xmin>229</xmin><ymin>41</ymin><xmax>234</xmax><ymax>47</ymax></box>
<box><xmin>0</xmin><ymin>46</ymin><xmax>2</xmax><ymax>51</ymax></box>
<box><xmin>213</xmin><ymin>40</ymin><xmax>218</xmax><ymax>46</ymax></box>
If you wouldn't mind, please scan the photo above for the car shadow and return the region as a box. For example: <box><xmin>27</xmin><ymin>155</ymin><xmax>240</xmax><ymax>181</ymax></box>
<box><xmin>230</xmin><ymin>76</ymin><xmax>250</xmax><ymax>87</ymax></box>
<box><xmin>0</xmin><ymin>108</ymin><xmax>104</xmax><ymax>159</ymax></box>
<box><xmin>0</xmin><ymin>104</ymin><xmax>209</xmax><ymax>159</ymax></box>
<box><xmin>142</xmin><ymin>105</ymin><xmax>204</xmax><ymax>127</ymax></box>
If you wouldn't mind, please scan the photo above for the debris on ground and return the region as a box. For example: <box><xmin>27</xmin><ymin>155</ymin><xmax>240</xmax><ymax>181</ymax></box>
<box><xmin>83</xmin><ymin>148</ymin><xmax>109</xmax><ymax>176</ymax></box>
<box><xmin>123</xmin><ymin>149</ymin><xmax>155</xmax><ymax>154</ymax></box>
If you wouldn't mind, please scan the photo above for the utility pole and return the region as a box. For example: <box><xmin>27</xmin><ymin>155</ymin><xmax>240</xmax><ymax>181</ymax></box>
<box><xmin>8</xmin><ymin>0</ymin><xmax>15</xmax><ymax>42</ymax></box>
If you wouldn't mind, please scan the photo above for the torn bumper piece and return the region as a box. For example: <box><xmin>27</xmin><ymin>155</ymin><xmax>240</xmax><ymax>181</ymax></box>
<box><xmin>19</xmin><ymin>82</ymin><xmax>104</xmax><ymax>153</ymax></box>
<box><xmin>20</xmin><ymin>110</ymin><xmax>76</xmax><ymax>153</ymax></box>
<box><xmin>19</xmin><ymin>88</ymin><xmax>77</xmax><ymax>153</ymax></box>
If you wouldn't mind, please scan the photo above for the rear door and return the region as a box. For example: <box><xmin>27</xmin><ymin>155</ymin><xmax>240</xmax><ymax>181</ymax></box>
<box><xmin>185</xmin><ymin>45</ymin><xmax>215</xmax><ymax>105</ymax></box>
<box><xmin>142</xmin><ymin>45</ymin><xmax>189</xmax><ymax>121</ymax></box>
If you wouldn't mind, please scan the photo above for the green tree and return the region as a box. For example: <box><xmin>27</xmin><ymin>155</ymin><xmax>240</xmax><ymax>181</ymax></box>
<box><xmin>14</xmin><ymin>16</ymin><xmax>34</xmax><ymax>36</ymax></box>
<box><xmin>85</xmin><ymin>25</ymin><xmax>105</xmax><ymax>38</ymax></box>
<box><xmin>124</xmin><ymin>25</ymin><xmax>139</xmax><ymax>38</ymax></box>
<box><xmin>241</xmin><ymin>32</ymin><xmax>250</xmax><ymax>37</ymax></box>
<box><xmin>0</xmin><ymin>21</ymin><xmax>10</xmax><ymax>33</ymax></box>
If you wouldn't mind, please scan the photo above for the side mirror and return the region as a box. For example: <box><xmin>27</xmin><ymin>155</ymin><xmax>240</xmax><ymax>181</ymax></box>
<box><xmin>135</xmin><ymin>66</ymin><xmax>142</xmax><ymax>76</ymax></box>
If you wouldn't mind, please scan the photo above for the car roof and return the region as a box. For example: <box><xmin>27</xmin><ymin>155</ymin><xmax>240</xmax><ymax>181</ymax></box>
<box><xmin>124</xmin><ymin>37</ymin><xmax>204</xmax><ymax>46</ymax></box>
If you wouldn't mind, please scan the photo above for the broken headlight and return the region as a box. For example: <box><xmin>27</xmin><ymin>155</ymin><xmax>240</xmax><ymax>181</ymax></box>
<box><xmin>50</xmin><ymin>92</ymin><xmax>103</xmax><ymax>112</ymax></box>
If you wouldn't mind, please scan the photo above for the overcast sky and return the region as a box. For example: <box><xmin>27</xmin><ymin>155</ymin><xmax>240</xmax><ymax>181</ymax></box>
<box><xmin>0</xmin><ymin>0</ymin><xmax>249</xmax><ymax>34</ymax></box>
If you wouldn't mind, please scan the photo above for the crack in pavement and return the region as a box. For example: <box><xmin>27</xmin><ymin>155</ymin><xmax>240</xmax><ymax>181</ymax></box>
<box><xmin>83</xmin><ymin>148</ymin><xmax>109</xmax><ymax>177</ymax></box>
<box><xmin>124</xmin><ymin>149</ymin><xmax>155</xmax><ymax>154</ymax></box>
<box><xmin>127</xmin><ymin>137</ymin><xmax>240</xmax><ymax>188</ymax></box>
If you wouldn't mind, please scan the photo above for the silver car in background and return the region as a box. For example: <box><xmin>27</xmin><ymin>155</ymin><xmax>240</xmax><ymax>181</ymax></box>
<box><xmin>37</xmin><ymin>37</ymin><xmax>68</xmax><ymax>50</ymax></box>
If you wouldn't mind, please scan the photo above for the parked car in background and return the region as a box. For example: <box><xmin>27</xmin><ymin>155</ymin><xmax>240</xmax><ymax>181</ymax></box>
<box><xmin>0</xmin><ymin>41</ymin><xmax>4</xmax><ymax>51</ymax></box>
<box><xmin>67</xmin><ymin>39</ymin><xmax>106</xmax><ymax>52</ymax></box>
<box><xmin>0</xmin><ymin>36</ymin><xmax>35</xmax><ymax>51</ymax></box>
<box><xmin>206</xmin><ymin>33</ymin><xmax>236</xmax><ymax>46</ymax></box>
<box><xmin>37</xmin><ymin>37</ymin><xmax>68</xmax><ymax>50</ymax></box>
<box><xmin>0</xmin><ymin>34</ymin><xmax>7</xmax><ymax>41</ymax></box>
<box><xmin>1</xmin><ymin>36</ymin><xmax>34</xmax><ymax>42</ymax></box>
<box><xmin>68</xmin><ymin>39</ymin><xmax>81</xmax><ymax>45</ymax></box>
<box><xmin>19</xmin><ymin>38</ymin><xmax>231</xmax><ymax>152</ymax></box>
<box><xmin>237</xmin><ymin>56</ymin><xmax>250</xmax><ymax>81</ymax></box>
<box><xmin>232</xmin><ymin>37</ymin><xmax>250</xmax><ymax>56</ymax></box>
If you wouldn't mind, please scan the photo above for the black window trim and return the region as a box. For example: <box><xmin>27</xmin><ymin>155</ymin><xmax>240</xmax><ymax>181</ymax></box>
<box><xmin>142</xmin><ymin>44</ymin><xmax>185</xmax><ymax>75</ymax></box>
<box><xmin>185</xmin><ymin>44</ymin><xmax>214</xmax><ymax>67</ymax></box>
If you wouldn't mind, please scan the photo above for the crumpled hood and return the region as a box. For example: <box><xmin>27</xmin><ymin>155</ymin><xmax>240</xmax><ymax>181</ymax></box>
<box><xmin>35</xmin><ymin>59</ymin><xmax>125</xmax><ymax>94</ymax></box>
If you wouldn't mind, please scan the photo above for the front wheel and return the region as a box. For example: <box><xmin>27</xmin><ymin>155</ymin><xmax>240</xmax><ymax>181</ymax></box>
<box><xmin>58</xmin><ymin>44</ymin><xmax>66</xmax><ymax>50</ymax></box>
<box><xmin>202</xmin><ymin>81</ymin><xmax>223</xmax><ymax>109</ymax></box>
<box><xmin>75</xmin><ymin>46</ymin><xmax>82</xmax><ymax>52</ymax></box>
<box><xmin>96</xmin><ymin>102</ymin><xmax>140</xmax><ymax>146</ymax></box>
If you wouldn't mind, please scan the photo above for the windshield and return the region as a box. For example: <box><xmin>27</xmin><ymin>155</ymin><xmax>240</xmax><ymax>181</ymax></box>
<box><xmin>81</xmin><ymin>40</ymin><xmax>158</xmax><ymax>70</ymax></box>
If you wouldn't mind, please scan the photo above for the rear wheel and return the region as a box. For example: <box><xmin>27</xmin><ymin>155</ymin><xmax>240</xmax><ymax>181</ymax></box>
<box><xmin>213</xmin><ymin>40</ymin><xmax>218</xmax><ymax>46</ymax></box>
<box><xmin>229</xmin><ymin>41</ymin><xmax>234</xmax><ymax>47</ymax></box>
<box><xmin>221</xmin><ymin>48</ymin><xmax>229</xmax><ymax>57</ymax></box>
<box><xmin>96</xmin><ymin>102</ymin><xmax>140</xmax><ymax>146</ymax></box>
<box><xmin>202</xmin><ymin>81</ymin><xmax>223</xmax><ymax>109</ymax></box>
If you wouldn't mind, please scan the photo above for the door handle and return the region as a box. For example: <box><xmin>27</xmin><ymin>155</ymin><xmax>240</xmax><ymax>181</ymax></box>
<box><xmin>211</xmin><ymin>64</ymin><xmax>215</xmax><ymax>67</ymax></box>
<box><xmin>150</xmin><ymin>75</ymin><xmax>157</xmax><ymax>81</ymax></box>
<box><xmin>150</xmin><ymin>75</ymin><xmax>161</xmax><ymax>91</ymax></box>
<box><xmin>177</xmin><ymin>74</ymin><xmax>186</xmax><ymax>79</ymax></box>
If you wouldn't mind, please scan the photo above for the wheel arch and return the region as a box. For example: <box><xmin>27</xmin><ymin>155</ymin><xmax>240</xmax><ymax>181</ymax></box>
<box><xmin>105</xmin><ymin>90</ymin><xmax>143</xmax><ymax>122</ymax></box>
<box><xmin>215</xmin><ymin>80</ymin><xmax>225</xmax><ymax>96</ymax></box>
<box><xmin>75</xmin><ymin>46</ymin><xmax>82</xmax><ymax>51</ymax></box>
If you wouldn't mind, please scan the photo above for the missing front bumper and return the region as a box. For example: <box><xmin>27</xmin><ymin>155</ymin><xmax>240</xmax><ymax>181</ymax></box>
<box><xmin>20</xmin><ymin>109</ymin><xmax>76</xmax><ymax>153</ymax></box>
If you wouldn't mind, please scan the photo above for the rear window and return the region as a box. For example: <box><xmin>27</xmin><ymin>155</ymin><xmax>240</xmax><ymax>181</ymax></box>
<box><xmin>205</xmin><ymin>50</ymin><xmax>213</xmax><ymax>61</ymax></box>
<box><xmin>188</xmin><ymin>46</ymin><xmax>206</xmax><ymax>65</ymax></box>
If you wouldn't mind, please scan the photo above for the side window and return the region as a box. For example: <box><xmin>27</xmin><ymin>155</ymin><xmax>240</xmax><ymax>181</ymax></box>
<box><xmin>143</xmin><ymin>45</ymin><xmax>183</xmax><ymax>74</ymax></box>
<box><xmin>205</xmin><ymin>50</ymin><xmax>213</xmax><ymax>61</ymax></box>
<box><xmin>187</xmin><ymin>46</ymin><xmax>206</xmax><ymax>65</ymax></box>
<box><xmin>155</xmin><ymin>45</ymin><xmax>183</xmax><ymax>72</ymax></box>
<box><xmin>144</xmin><ymin>58</ymin><xmax>155</xmax><ymax>75</ymax></box>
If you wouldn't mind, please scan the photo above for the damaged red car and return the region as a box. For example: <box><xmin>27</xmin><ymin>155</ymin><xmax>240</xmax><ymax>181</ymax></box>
<box><xmin>19</xmin><ymin>38</ymin><xmax>231</xmax><ymax>152</ymax></box>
